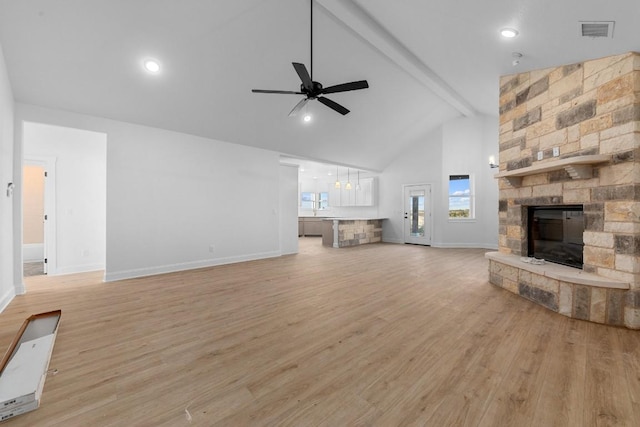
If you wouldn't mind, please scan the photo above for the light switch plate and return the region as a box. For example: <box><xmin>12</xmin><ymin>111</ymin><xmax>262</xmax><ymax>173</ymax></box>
<box><xmin>553</xmin><ymin>147</ymin><xmax>560</xmax><ymax>157</ymax></box>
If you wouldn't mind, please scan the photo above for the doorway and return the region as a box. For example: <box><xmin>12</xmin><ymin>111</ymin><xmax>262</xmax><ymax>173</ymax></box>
<box><xmin>403</xmin><ymin>184</ymin><xmax>431</xmax><ymax>245</ymax></box>
<box><xmin>23</xmin><ymin>156</ymin><xmax>56</xmax><ymax>276</ymax></box>
<box><xmin>23</xmin><ymin>164</ymin><xmax>46</xmax><ymax>276</ymax></box>
<box><xmin>22</xmin><ymin>121</ymin><xmax>106</xmax><ymax>279</ymax></box>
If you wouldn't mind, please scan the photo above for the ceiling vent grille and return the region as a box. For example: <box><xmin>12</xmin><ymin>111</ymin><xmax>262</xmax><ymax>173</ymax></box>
<box><xmin>579</xmin><ymin>21</ymin><xmax>614</xmax><ymax>38</ymax></box>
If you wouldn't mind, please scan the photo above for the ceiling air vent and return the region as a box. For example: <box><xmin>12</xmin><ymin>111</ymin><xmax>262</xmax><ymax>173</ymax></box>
<box><xmin>579</xmin><ymin>21</ymin><xmax>614</xmax><ymax>38</ymax></box>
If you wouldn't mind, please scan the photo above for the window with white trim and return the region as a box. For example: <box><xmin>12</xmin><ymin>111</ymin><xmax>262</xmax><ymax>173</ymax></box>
<box><xmin>448</xmin><ymin>174</ymin><xmax>474</xmax><ymax>219</ymax></box>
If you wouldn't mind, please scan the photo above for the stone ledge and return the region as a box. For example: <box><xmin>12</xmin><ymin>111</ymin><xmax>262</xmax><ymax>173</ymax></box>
<box><xmin>485</xmin><ymin>251</ymin><xmax>630</xmax><ymax>289</ymax></box>
<box><xmin>494</xmin><ymin>154</ymin><xmax>610</xmax><ymax>186</ymax></box>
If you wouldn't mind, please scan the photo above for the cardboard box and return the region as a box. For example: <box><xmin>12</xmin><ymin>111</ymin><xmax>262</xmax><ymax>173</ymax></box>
<box><xmin>0</xmin><ymin>311</ymin><xmax>61</xmax><ymax>421</ymax></box>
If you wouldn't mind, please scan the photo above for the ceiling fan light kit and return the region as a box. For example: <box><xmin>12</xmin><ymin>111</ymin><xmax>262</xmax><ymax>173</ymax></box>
<box><xmin>251</xmin><ymin>0</ymin><xmax>369</xmax><ymax>117</ymax></box>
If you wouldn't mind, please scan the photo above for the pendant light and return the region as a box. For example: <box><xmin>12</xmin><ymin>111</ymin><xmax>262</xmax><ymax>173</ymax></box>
<box><xmin>334</xmin><ymin>166</ymin><xmax>341</xmax><ymax>189</ymax></box>
<box><xmin>356</xmin><ymin>170</ymin><xmax>361</xmax><ymax>191</ymax></box>
<box><xmin>345</xmin><ymin>168</ymin><xmax>352</xmax><ymax>190</ymax></box>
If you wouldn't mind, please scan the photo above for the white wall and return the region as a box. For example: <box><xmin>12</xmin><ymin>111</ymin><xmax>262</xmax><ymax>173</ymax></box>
<box><xmin>0</xmin><ymin>42</ymin><xmax>15</xmax><ymax>309</ymax></box>
<box><xmin>24</xmin><ymin>122</ymin><xmax>107</xmax><ymax>275</ymax></box>
<box><xmin>378</xmin><ymin>126</ymin><xmax>443</xmax><ymax>244</ymax></box>
<box><xmin>279</xmin><ymin>164</ymin><xmax>298</xmax><ymax>255</ymax></box>
<box><xmin>438</xmin><ymin>114</ymin><xmax>499</xmax><ymax>248</ymax></box>
<box><xmin>14</xmin><ymin>103</ymin><xmax>284</xmax><ymax>282</ymax></box>
<box><xmin>378</xmin><ymin>114</ymin><xmax>499</xmax><ymax>248</ymax></box>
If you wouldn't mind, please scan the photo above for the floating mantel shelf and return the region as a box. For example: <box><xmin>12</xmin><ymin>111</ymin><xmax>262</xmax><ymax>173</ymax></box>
<box><xmin>494</xmin><ymin>154</ymin><xmax>610</xmax><ymax>186</ymax></box>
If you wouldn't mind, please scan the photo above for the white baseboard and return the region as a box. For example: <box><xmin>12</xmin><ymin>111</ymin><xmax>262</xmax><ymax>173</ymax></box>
<box><xmin>53</xmin><ymin>263</ymin><xmax>105</xmax><ymax>276</ymax></box>
<box><xmin>103</xmin><ymin>250</ymin><xmax>281</xmax><ymax>282</ymax></box>
<box><xmin>381</xmin><ymin>238</ymin><xmax>497</xmax><ymax>250</ymax></box>
<box><xmin>0</xmin><ymin>287</ymin><xmax>16</xmax><ymax>313</ymax></box>
<box><xmin>381</xmin><ymin>238</ymin><xmax>404</xmax><ymax>244</ymax></box>
<box><xmin>431</xmin><ymin>242</ymin><xmax>499</xmax><ymax>249</ymax></box>
<box><xmin>23</xmin><ymin>243</ymin><xmax>44</xmax><ymax>262</ymax></box>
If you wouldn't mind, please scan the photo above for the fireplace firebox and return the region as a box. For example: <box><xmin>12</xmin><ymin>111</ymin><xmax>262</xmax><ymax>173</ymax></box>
<box><xmin>528</xmin><ymin>205</ymin><xmax>584</xmax><ymax>269</ymax></box>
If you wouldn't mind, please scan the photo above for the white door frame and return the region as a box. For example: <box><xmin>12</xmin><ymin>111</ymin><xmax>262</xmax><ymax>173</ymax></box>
<box><xmin>23</xmin><ymin>156</ymin><xmax>57</xmax><ymax>275</ymax></box>
<box><xmin>402</xmin><ymin>183</ymin><xmax>433</xmax><ymax>245</ymax></box>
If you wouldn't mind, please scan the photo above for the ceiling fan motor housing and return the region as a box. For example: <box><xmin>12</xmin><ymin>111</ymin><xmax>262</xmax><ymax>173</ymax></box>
<box><xmin>301</xmin><ymin>81</ymin><xmax>324</xmax><ymax>98</ymax></box>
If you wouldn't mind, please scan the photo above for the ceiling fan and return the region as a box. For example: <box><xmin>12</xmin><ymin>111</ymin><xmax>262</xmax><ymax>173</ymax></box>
<box><xmin>251</xmin><ymin>0</ymin><xmax>369</xmax><ymax>116</ymax></box>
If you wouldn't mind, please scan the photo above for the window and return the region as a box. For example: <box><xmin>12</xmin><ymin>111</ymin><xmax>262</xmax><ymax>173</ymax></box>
<box><xmin>301</xmin><ymin>192</ymin><xmax>329</xmax><ymax>210</ymax></box>
<box><xmin>301</xmin><ymin>192</ymin><xmax>315</xmax><ymax>209</ymax></box>
<box><xmin>448</xmin><ymin>175</ymin><xmax>474</xmax><ymax>219</ymax></box>
<box><xmin>318</xmin><ymin>192</ymin><xmax>329</xmax><ymax>210</ymax></box>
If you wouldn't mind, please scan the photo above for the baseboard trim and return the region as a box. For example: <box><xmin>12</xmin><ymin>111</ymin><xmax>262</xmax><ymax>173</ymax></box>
<box><xmin>0</xmin><ymin>287</ymin><xmax>17</xmax><ymax>313</ymax></box>
<box><xmin>382</xmin><ymin>238</ymin><xmax>404</xmax><ymax>244</ymax></box>
<box><xmin>53</xmin><ymin>263</ymin><xmax>105</xmax><ymax>276</ymax></box>
<box><xmin>103</xmin><ymin>250</ymin><xmax>282</xmax><ymax>282</ymax></box>
<box><xmin>431</xmin><ymin>242</ymin><xmax>499</xmax><ymax>250</ymax></box>
<box><xmin>381</xmin><ymin>238</ymin><xmax>497</xmax><ymax>250</ymax></box>
<box><xmin>23</xmin><ymin>243</ymin><xmax>44</xmax><ymax>262</ymax></box>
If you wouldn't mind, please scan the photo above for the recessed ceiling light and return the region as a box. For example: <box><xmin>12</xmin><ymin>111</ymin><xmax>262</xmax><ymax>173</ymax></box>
<box><xmin>143</xmin><ymin>59</ymin><xmax>160</xmax><ymax>73</ymax></box>
<box><xmin>500</xmin><ymin>28</ymin><xmax>519</xmax><ymax>38</ymax></box>
<box><xmin>303</xmin><ymin>114</ymin><xmax>312</xmax><ymax>123</ymax></box>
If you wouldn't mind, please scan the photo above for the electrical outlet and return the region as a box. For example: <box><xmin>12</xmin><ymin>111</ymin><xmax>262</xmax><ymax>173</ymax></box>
<box><xmin>537</xmin><ymin>151</ymin><xmax>543</xmax><ymax>161</ymax></box>
<box><xmin>553</xmin><ymin>147</ymin><xmax>560</xmax><ymax>157</ymax></box>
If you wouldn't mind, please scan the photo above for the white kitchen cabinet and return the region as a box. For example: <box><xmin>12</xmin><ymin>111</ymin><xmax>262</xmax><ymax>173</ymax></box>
<box><xmin>328</xmin><ymin>177</ymin><xmax>376</xmax><ymax>207</ymax></box>
<box><xmin>355</xmin><ymin>177</ymin><xmax>375</xmax><ymax>206</ymax></box>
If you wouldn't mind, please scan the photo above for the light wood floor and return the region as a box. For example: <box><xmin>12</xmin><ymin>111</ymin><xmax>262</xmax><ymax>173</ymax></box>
<box><xmin>1</xmin><ymin>238</ymin><xmax>639</xmax><ymax>426</ymax></box>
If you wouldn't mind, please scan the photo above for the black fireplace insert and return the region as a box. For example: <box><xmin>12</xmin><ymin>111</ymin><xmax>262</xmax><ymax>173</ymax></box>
<box><xmin>528</xmin><ymin>205</ymin><xmax>584</xmax><ymax>269</ymax></box>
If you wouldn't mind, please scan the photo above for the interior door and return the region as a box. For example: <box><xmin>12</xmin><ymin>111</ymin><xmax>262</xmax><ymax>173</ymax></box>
<box><xmin>403</xmin><ymin>184</ymin><xmax>431</xmax><ymax>245</ymax></box>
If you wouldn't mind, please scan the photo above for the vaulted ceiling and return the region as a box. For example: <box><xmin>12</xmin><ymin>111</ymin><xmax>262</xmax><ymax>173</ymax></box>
<box><xmin>0</xmin><ymin>0</ymin><xmax>638</xmax><ymax>172</ymax></box>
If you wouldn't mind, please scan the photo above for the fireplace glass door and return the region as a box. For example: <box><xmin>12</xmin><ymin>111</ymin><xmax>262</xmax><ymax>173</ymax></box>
<box><xmin>528</xmin><ymin>205</ymin><xmax>584</xmax><ymax>268</ymax></box>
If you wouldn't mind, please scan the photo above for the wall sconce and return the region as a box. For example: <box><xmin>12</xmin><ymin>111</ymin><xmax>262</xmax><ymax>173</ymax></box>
<box><xmin>489</xmin><ymin>156</ymin><xmax>499</xmax><ymax>169</ymax></box>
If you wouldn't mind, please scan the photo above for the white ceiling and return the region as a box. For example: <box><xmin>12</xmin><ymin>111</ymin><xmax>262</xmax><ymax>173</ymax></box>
<box><xmin>0</xmin><ymin>0</ymin><xmax>638</xmax><ymax>172</ymax></box>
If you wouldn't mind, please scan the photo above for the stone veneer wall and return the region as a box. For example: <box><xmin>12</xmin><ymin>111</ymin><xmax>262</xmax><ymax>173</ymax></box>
<box><xmin>338</xmin><ymin>220</ymin><xmax>382</xmax><ymax>247</ymax></box>
<box><xmin>490</xmin><ymin>52</ymin><xmax>640</xmax><ymax>328</ymax></box>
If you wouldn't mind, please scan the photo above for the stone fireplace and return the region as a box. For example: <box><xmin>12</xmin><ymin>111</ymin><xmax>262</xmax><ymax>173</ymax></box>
<box><xmin>486</xmin><ymin>52</ymin><xmax>640</xmax><ymax>329</ymax></box>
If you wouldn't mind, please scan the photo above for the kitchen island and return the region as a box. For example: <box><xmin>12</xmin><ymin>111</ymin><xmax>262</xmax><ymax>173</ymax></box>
<box><xmin>322</xmin><ymin>218</ymin><xmax>385</xmax><ymax>248</ymax></box>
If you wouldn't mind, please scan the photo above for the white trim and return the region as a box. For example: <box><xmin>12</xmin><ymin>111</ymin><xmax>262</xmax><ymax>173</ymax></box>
<box><xmin>53</xmin><ymin>263</ymin><xmax>105</xmax><ymax>276</ymax></box>
<box><xmin>23</xmin><ymin>156</ymin><xmax>57</xmax><ymax>275</ymax></box>
<box><xmin>23</xmin><ymin>243</ymin><xmax>44</xmax><ymax>262</ymax></box>
<box><xmin>402</xmin><ymin>183</ymin><xmax>434</xmax><ymax>246</ymax></box>
<box><xmin>382</xmin><ymin>237</ymin><xmax>404</xmax><ymax>244</ymax></box>
<box><xmin>432</xmin><ymin>242</ymin><xmax>498</xmax><ymax>250</ymax></box>
<box><xmin>103</xmin><ymin>250</ymin><xmax>282</xmax><ymax>282</ymax></box>
<box><xmin>0</xmin><ymin>287</ymin><xmax>17</xmax><ymax>312</ymax></box>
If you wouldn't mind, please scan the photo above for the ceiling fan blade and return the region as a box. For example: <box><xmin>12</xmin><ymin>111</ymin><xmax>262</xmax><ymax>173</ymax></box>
<box><xmin>292</xmin><ymin>62</ymin><xmax>313</xmax><ymax>92</ymax></box>
<box><xmin>288</xmin><ymin>98</ymin><xmax>309</xmax><ymax>117</ymax></box>
<box><xmin>317</xmin><ymin>96</ymin><xmax>350</xmax><ymax>115</ymax></box>
<box><xmin>252</xmin><ymin>89</ymin><xmax>304</xmax><ymax>95</ymax></box>
<box><xmin>321</xmin><ymin>80</ymin><xmax>369</xmax><ymax>94</ymax></box>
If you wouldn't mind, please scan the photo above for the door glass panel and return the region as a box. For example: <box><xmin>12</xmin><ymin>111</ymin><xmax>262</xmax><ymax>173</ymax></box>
<box><xmin>409</xmin><ymin>190</ymin><xmax>425</xmax><ymax>237</ymax></box>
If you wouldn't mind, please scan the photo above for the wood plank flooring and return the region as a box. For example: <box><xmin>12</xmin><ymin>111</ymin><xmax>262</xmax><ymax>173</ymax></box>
<box><xmin>1</xmin><ymin>238</ymin><xmax>639</xmax><ymax>426</ymax></box>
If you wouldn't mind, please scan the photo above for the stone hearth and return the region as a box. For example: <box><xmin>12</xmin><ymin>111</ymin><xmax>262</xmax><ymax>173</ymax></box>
<box><xmin>487</xmin><ymin>52</ymin><xmax>640</xmax><ymax>329</ymax></box>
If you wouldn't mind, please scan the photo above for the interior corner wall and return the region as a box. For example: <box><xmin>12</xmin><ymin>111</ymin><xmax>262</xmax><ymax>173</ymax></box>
<box><xmin>0</xmin><ymin>41</ymin><xmax>15</xmax><ymax>310</ymax></box>
<box><xmin>14</xmin><ymin>103</ymin><xmax>284</xmax><ymax>282</ymax></box>
<box><xmin>378</xmin><ymin>114</ymin><xmax>499</xmax><ymax>248</ymax></box>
